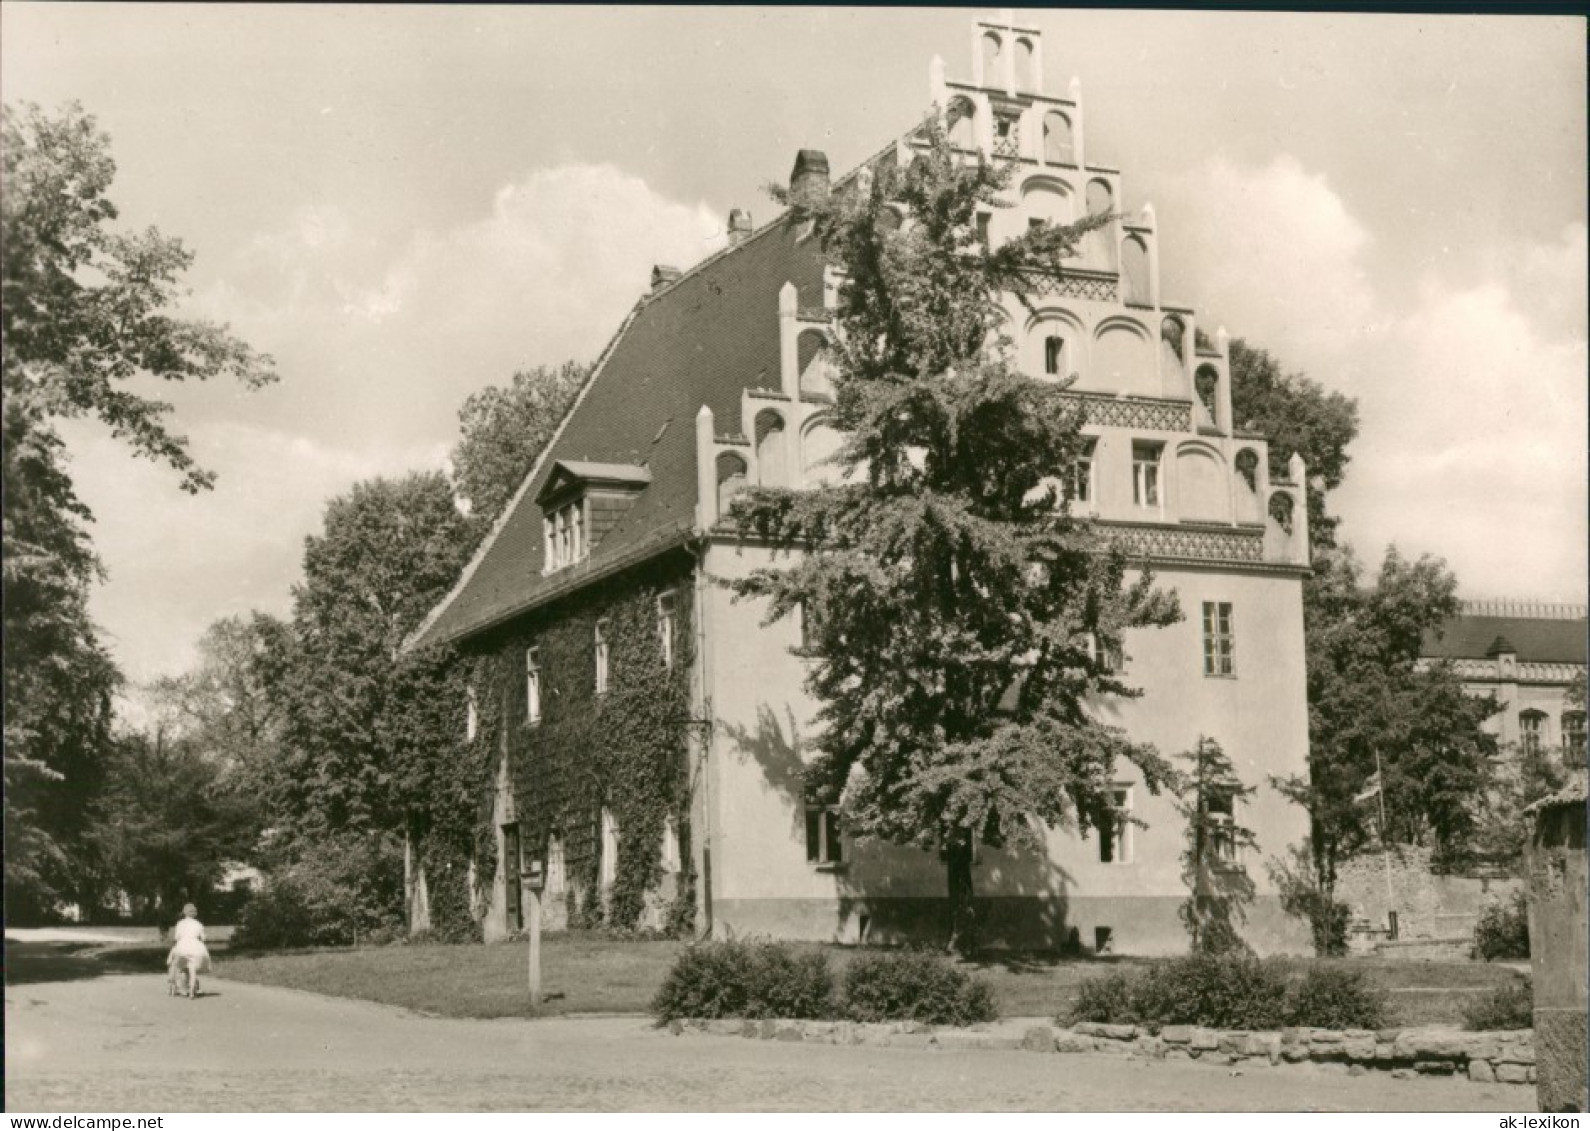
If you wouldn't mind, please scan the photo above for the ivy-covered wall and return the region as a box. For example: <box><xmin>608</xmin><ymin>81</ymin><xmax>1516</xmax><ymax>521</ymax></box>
<box><xmin>472</xmin><ymin>550</ymin><xmax>697</xmax><ymax>935</ymax></box>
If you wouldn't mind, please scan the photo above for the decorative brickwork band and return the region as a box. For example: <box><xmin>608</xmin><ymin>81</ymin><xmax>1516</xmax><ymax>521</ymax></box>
<box><xmin>796</xmin><ymin>307</ymin><xmax>834</xmax><ymax>324</ymax></box>
<box><xmin>1062</xmin><ymin>392</ymin><xmax>1192</xmax><ymax>433</ymax></box>
<box><xmin>1102</xmin><ymin>522</ymin><xmax>1265</xmax><ymax>564</ymax></box>
<box><xmin>1031</xmin><ymin>270</ymin><xmax>1119</xmax><ymax>303</ymax></box>
<box><xmin>1448</xmin><ymin>658</ymin><xmax>1587</xmax><ymax>684</ymax></box>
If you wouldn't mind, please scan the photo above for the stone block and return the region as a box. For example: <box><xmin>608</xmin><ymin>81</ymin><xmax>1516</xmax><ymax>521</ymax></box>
<box><xmin>1391</xmin><ymin>1069</ymin><xmax>1413</xmax><ymax>1080</ymax></box>
<box><xmin>667</xmin><ymin>1019</ymin><xmax>685</xmax><ymax>1035</ymax></box>
<box><xmin>1052</xmin><ymin>1031</ymin><xmax>1098</xmax><ymax>1055</ymax></box>
<box><xmin>706</xmin><ymin>1019</ymin><xmax>743</xmax><ymax>1037</ymax></box>
<box><xmin>1376</xmin><ymin>1028</ymin><xmax>1402</xmax><ymax>1042</ymax></box>
<box><xmin>1414</xmin><ymin>1059</ymin><xmax>1456</xmax><ymax>1075</ymax></box>
<box><xmin>1309</xmin><ymin>1028</ymin><xmax>1345</xmax><ymax>1044</ymax></box>
<box><xmin>1160</xmin><ymin>1025</ymin><xmax>1193</xmax><ymax>1045</ymax></box>
<box><xmin>1468</xmin><ymin>1059</ymin><xmax>1496</xmax><ymax>1083</ymax></box>
<box><xmin>1164</xmin><ymin>1048</ymin><xmax>1191</xmax><ymax>1061</ymax></box>
<box><xmin>1348</xmin><ymin>1064</ymin><xmax>1366</xmax><ymax>1077</ymax></box>
<box><xmin>1344</xmin><ymin>1037</ymin><xmax>1377</xmax><ymax>1062</ymax></box>
<box><xmin>1243</xmin><ymin>1032</ymin><xmax>1281</xmax><ymax>1059</ymax></box>
<box><xmin>1396</xmin><ymin>1027</ymin><xmax>1470</xmax><ymax>1061</ymax></box>
<box><xmin>1135</xmin><ymin>1035</ymin><xmax>1164</xmax><ymax>1058</ymax></box>
<box><xmin>1022</xmin><ymin>1026</ymin><xmax>1056</xmax><ymax>1053</ymax></box>
<box><xmin>1343</xmin><ymin>1029</ymin><xmax>1376</xmax><ymax>1041</ymax></box>
<box><xmin>1495</xmin><ymin>1063</ymin><xmax>1530</xmax><ymax>1085</ymax></box>
<box><xmin>1280</xmin><ymin>1027</ymin><xmax>1308</xmax><ymax>1045</ymax></box>
<box><xmin>1374</xmin><ymin>1042</ymin><xmax>1396</xmax><ymax>1063</ymax></box>
<box><xmin>1098</xmin><ymin>1023</ymin><xmax>1139</xmax><ymax>1041</ymax></box>
<box><xmin>1190</xmin><ymin>1028</ymin><xmax>1220</xmax><ymax>1051</ymax></box>
<box><xmin>884</xmin><ymin>1032</ymin><xmax>935</xmax><ymax>1049</ymax></box>
<box><xmin>1282</xmin><ymin>1044</ymin><xmax>1312</xmax><ymax>1062</ymax></box>
<box><xmin>775</xmin><ymin>1022</ymin><xmax>804</xmax><ymax>1042</ymax></box>
<box><xmin>1217</xmin><ymin>1031</ymin><xmax>1251</xmax><ymax>1054</ymax></box>
<box><xmin>759</xmin><ymin>1019</ymin><xmax>780</xmax><ymax>1040</ymax></box>
<box><xmin>1495</xmin><ymin>1044</ymin><xmax>1535</xmax><ymax>1065</ymax></box>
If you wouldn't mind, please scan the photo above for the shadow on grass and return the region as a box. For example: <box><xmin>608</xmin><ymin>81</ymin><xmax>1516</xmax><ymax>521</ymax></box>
<box><xmin>5</xmin><ymin>940</ymin><xmax>240</xmax><ymax>984</ymax></box>
<box><xmin>962</xmin><ymin>948</ymin><xmax>1142</xmax><ymax>976</ymax></box>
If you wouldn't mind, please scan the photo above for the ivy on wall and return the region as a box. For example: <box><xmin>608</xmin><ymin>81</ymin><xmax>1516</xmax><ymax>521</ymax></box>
<box><xmin>473</xmin><ymin>552</ymin><xmax>697</xmax><ymax>935</ymax></box>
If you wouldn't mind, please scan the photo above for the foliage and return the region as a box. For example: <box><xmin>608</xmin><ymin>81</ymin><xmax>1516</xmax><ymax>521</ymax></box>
<box><xmin>650</xmin><ymin>939</ymin><xmax>835</xmax><ymax>1022</ymax></box>
<box><xmin>1267</xmin><ymin>844</ymin><xmax>1350</xmax><ymax>957</ymax></box>
<box><xmin>1472</xmin><ymin>889</ymin><xmax>1530</xmax><ymax>962</ymax></box>
<box><xmin>84</xmin><ymin>726</ymin><xmax>257</xmax><ymax>921</ymax></box>
<box><xmin>842</xmin><ymin>948</ymin><xmax>998</xmax><ymax>1025</ymax></box>
<box><xmin>491</xmin><ymin>561</ymin><xmax>696</xmax><ymax>934</ymax></box>
<box><xmin>2</xmin><ymin>102</ymin><xmax>274</xmax><ymax>918</ymax></box>
<box><xmin>450</xmin><ymin>360</ymin><xmax>588</xmax><ymax>530</ymax></box>
<box><xmin>1276</xmin><ymin>546</ymin><xmax>1500</xmax><ymax>897</ymax></box>
<box><xmin>1175</xmin><ymin>736</ymin><xmax>1256</xmax><ymax>954</ymax></box>
<box><xmin>234</xmin><ymin>832</ymin><xmax>406</xmax><ymax>948</ymax></box>
<box><xmin>728</xmin><ymin>111</ymin><xmax>1178</xmax><ymax>953</ymax></box>
<box><xmin>1068</xmin><ymin>970</ymin><xmax>1138</xmax><ymax>1024</ymax></box>
<box><xmin>1462</xmin><ymin>977</ymin><xmax>1533</xmax><ymax>1031</ymax></box>
<box><xmin>1284</xmin><ymin>965</ymin><xmax>1389</xmax><ymax>1029</ymax></box>
<box><xmin>1133</xmin><ymin>952</ymin><xmax>1289</xmax><ymax>1030</ymax></box>
<box><xmin>1473</xmin><ymin>740</ymin><xmax>1572</xmax><ymax>866</ymax></box>
<box><xmin>1066</xmin><ymin>953</ymin><xmax>1289</xmax><ymax>1031</ymax></box>
<box><xmin>1227</xmin><ymin>339</ymin><xmax>1359</xmax><ymax>552</ymax></box>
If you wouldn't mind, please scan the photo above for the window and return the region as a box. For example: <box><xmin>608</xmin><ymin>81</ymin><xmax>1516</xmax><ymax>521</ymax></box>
<box><xmin>1068</xmin><ymin>441</ymin><xmax>1095</xmax><ymax>505</ymax></box>
<box><xmin>976</xmin><ymin>212</ymin><xmax>991</xmax><ymax>250</ymax></box>
<box><xmin>545</xmin><ymin>834</ymin><xmax>566</xmax><ymax>895</ymax></box>
<box><xmin>1044</xmin><ymin>335</ymin><xmax>1066</xmax><ymax>377</ymax></box>
<box><xmin>502</xmin><ymin>823</ymin><xmax>522</xmax><ymax>931</ymax></box>
<box><xmin>805</xmin><ymin>807</ymin><xmax>845</xmax><ymax>867</ymax></box>
<box><xmin>594</xmin><ymin>620</ymin><xmax>610</xmax><ymax>696</ymax></box>
<box><xmin>1087</xmin><ymin>632</ymin><xmax>1122</xmax><ymax>674</ymax></box>
<box><xmin>1099</xmin><ymin>786</ymin><xmax>1133</xmax><ymax>864</ymax></box>
<box><xmin>1132</xmin><ymin>442</ymin><xmax>1162</xmax><ymax>508</ymax></box>
<box><xmin>465</xmin><ymin>684</ymin><xmax>479</xmax><ymax>741</ymax></box>
<box><xmin>657</xmin><ymin>591</ymin><xmax>677</xmax><ymax>669</ymax></box>
<box><xmin>525</xmin><ymin>647</ymin><xmax>542</xmax><ymax>723</ymax></box>
<box><xmin>1206</xmin><ymin>790</ymin><xmax>1238</xmax><ymax>863</ymax></box>
<box><xmin>660</xmin><ymin>815</ymin><xmax>682</xmax><ymax>874</ymax></box>
<box><xmin>1201</xmin><ymin>602</ymin><xmax>1235</xmax><ymax>677</ymax></box>
<box><xmin>599</xmin><ymin>806</ymin><xmax>619</xmax><ymax>888</ymax></box>
<box><xmin>543</xmin><ymin>500</ymin><xmax>586</xmax><ymax>571</ymax></box>
<box><xmin>1520</xmin><ymin>710</ymin><xmax>1546</xmax><ymax>755</ymax></box>
<box><xmin>1564</xmin><ymin>711</ymin><xmax>1586</xmax><ymax>754</ymax></box>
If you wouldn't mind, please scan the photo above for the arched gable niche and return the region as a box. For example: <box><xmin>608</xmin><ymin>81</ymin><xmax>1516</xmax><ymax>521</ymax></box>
<box><xmin>1022</xmin><ymin>178</ymin><xmax>1074</xmax><ymax>228</ymax></box>
<box><xmin>1022</xmin><ymin>308</ymin><xmax>1086</xmax><ymax>383</ymax></box>
<box><xmin>716</xmin><ymin>452</ymin><xmax>748</xmax><ymax>513</ymax></box>
<box><xmin>1042</xmin><ymin>111</ymin><xmax>1074</xmax><ymax>165</ymax></box>
<box><xmin>802</xmin><ymin>417</ymin><xmax>848</xmax><ymax>486</ymax></box>
<box><xmin>754</xmin><ymin>409</ymin><xmax>787</xmax><ymax>488</ymax></box>
<box><xmin>1175</xmin><ymin>443</ymin><xmax>1226</xmax><ymax>521</ymax></box>
<box><xmin>1091</xmin><ymin>318</ymin><xmax>1155</xmax><ymax>396</ymax></box>
<box><xmin>1121</xmin><ymin>235</ymin><xmax>1151</xmax><ymax>306</ymax></box>
<box><xmin>797</xmin><ymin>329</ymin><xmax>835</xmax><ymax>400</ymax></box>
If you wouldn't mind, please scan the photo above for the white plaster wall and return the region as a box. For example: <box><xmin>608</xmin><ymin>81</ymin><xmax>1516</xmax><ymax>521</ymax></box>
<box><xmin>702</xmin><ymin>540</ymin><xmax>1310</xmax><ymax>915</ymax></box>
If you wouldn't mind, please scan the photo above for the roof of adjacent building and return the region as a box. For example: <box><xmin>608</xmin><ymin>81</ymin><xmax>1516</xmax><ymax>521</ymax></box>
<box><xmin>407</xmin><ymin>212</ymin><xmax>826</xmax><ymax>651</ymax></box>
<box><xmin>1421</xmin><ymin>612</ymin><xmax>1588</xmax><ymax>665</ymax></box>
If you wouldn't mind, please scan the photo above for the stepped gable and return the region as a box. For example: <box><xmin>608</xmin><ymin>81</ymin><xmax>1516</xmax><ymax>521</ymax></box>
<box><xmin>410</xmin><ymin>216</ymin><xmax>826</xmax><ymax>650</ymax></box>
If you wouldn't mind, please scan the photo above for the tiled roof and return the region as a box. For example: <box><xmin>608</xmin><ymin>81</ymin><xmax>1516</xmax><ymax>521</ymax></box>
<box><xmin>408</xmin><ymin>214</ymin><xmax>825</xmax><ymax>650</ymax></box>
<box><xmin>1421</xmin><ymin>613</ymin><xmax>1588</xmax><ymax>665</ymax></box>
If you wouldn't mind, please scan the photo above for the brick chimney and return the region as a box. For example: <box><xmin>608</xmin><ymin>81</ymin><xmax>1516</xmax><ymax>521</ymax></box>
<box><xmin>789</xmin><ymin>150</ymin><xmax>830</xmax><ymax>212</ymax></box>
<box><xmin>727</xmin><ymin>209</ymin><xmax>753</xmax><ymax>245</ymax></box>
<box><xmin>650</xmin><ymin>264</ymin><xmax>682</xmax><ymax>293</ymax></box>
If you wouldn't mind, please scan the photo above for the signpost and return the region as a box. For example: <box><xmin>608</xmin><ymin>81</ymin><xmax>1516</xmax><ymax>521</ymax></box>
<box><xmin>525</xmin><ymin>858</ymin><xmax>545</xmax><ymax>1010</ymax></box>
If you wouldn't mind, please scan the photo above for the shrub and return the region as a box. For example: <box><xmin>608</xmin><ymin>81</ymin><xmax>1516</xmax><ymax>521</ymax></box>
<box><xmin>842</xmin><ymin>948</ymin><xmax>998</xmax><ymax>1026</ymax></box>
<box><xmin>1472</xmin><ymin>889</ymin><xmax>1530</xmax><ymax>961</ymax></box>
<box><xmin>1068</xmin><ymin>971</ymin><xmax>1137</xmax><ymax>1025</ymax></box>
<box><xmin>650</xmin><ymin>939</ymin><xmax>834</xmax><ymax>1022</ymax></box>
<box><xmin>234</xmin><ymin>834</ymin><xmax>405</xmax><ymax>949</ymax></box>
<box><xmin>1269</xmin><ymin>847</ymin><xmax>1350</xmax><ymax>957</ymax></box>
<box><xmin>1462</xmin><ymin>978</ymin><xmax>1534</xmax><ymax>1031</ymax></box>
<box><xmin>1284</xmin><ymin>965</ymin><xmax>1389</xmax><ymax>1029</ymax></box>
<box><xmin>1131</xmin><ymin>952</ymin><xmax>1289</xmax><ymax>1031</ymax></box>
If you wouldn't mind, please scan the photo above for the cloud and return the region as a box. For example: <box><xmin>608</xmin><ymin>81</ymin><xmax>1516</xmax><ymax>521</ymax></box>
<box><xmin>67</xmin><ymin>162</ymin><xmax>727</xmax><ymax>685</ymax></box>
<box><xmin>1162</xmin><ymin>155</ymin><xmax>1588</xmax><ymax>601</ymax></box>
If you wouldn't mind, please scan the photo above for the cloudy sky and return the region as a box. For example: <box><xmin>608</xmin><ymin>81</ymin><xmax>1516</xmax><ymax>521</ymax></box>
<box><xmin>3</xmin><ymin>6</ymin><xmax>1585</xmax><ymax>687</ymax></box>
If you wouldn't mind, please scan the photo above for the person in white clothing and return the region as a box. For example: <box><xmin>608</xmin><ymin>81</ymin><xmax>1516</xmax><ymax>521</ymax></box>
<box><xmin>167</xmin><ymin>903</ymin><xmax>212</xmax><ymax>999</ymax></box>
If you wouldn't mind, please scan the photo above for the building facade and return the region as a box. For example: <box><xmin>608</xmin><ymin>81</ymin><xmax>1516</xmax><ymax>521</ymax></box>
<box><xmin>409</xmin><ymin>17</ymin><xmax>1314</xmax><ymax>955</ymax></box>
<box><xmin>1419</xmin><ymin>599</ymin><xmax>1587</xmax><ymax>758</ymax></box>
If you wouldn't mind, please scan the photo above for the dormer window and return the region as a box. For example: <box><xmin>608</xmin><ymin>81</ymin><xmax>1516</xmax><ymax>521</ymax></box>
<box><xmin>543</xmin><ymin>500</ymin><xmax>586</xmax><ymax>571</ymax></box>
<box><xmin>535</xmin><ymin>460</ymin><xmax>651</xmax><ymax>575</ymax></box>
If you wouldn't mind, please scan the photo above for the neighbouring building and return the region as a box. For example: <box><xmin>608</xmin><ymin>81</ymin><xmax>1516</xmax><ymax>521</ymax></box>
<box><xmin>1419</xmin><ymin>599</ymin><xmax>1587</xmax><ymax>760</ymax></box>
<box><xmin>407</xmin><ymin>16</ymin><xmax>1314</xmax><ymax>956</ymax></box>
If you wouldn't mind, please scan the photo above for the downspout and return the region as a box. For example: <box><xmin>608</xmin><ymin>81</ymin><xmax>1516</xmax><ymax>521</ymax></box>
<box><xmin>686</xmin><ymin>535</ymin><xmax>715</xmax><ymax>937</ymax></box>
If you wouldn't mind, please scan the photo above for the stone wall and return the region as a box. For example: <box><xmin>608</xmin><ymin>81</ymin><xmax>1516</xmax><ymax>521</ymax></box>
<box><xmin>668</xmin><ymin>1016</ymin><xmax>1537</xmax><ymax>1087</ymax></box>
<box><xmin>1526</xmin><ymin>781</ymin><xmax>1588</xmax><ymax>1113</ymax></box>
<box><xmin>1337</xmin><ymin>844</ymin><xmax>1521</xmax><ymax>941</ymax></box>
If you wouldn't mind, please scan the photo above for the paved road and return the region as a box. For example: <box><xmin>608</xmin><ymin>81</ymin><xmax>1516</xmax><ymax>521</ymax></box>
<box><xmin>6</xmin><ymin>963</ymin><xmax>1534</xmax><ymax>1112</ymax></box>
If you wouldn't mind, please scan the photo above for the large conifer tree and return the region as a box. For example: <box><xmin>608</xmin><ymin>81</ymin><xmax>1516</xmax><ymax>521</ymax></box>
<box><xmin>727</xmin><ymin>119</ymin><xmax>1179</xmax><ymax>950</ymax></box>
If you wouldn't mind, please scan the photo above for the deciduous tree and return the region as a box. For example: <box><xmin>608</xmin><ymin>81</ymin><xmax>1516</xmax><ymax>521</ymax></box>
<box><xmin>2</xmin><ymin>101</ymin><xmax>274</xmax><ymax>916</ymax></box>
<box><xmin>727</xmin><ymin>119</ymin><xmax>1179</xmax><ymax>952</ymax></box>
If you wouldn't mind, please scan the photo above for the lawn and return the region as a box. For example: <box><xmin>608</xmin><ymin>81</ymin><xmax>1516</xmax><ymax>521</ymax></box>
<box><xmin>210</xmin><ymin>933</ymin><xmax>1530</xmax><ymax>1026</ymax></box>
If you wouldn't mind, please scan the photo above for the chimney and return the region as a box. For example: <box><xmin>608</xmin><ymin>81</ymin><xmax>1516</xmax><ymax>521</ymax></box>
<box><xmin>789</xmin><ymin>149</ymin><xmax>830</xmax><ymax>212</ymax></box>
<box><xmin>727</xmin><ymin>209</ymin><xmax>753</xmax><ymax>245</ymax></box>
<box><xmin>650</xmin><ymin>264</ymin><xmax>682</xmax><ymax>293</ymax></box>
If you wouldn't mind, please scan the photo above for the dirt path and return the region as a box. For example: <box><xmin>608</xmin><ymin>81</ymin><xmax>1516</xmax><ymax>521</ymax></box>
<box><xmin>6</xmin><ymin>961</ymin><xmax>1536</xmax><ymax>1112</ymax></box>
